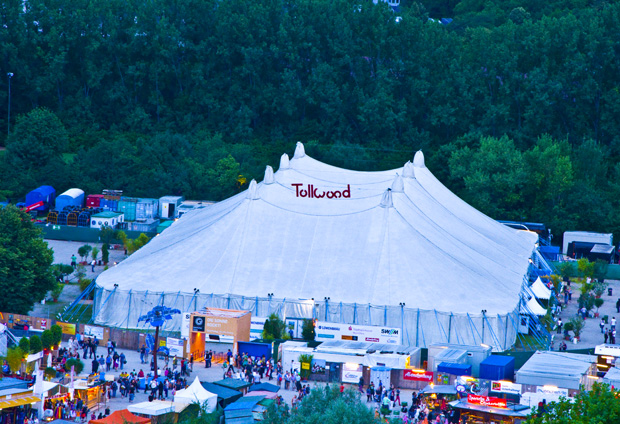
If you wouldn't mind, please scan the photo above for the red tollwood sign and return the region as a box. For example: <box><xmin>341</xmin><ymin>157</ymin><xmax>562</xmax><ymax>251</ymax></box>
<box><xmin>292</xmin><ymin>183</ymin><xmax>351</xmax><ymax>199</ymax></box>
<box><xmin>403</xmin><ymin>370</ymin><xmax>434</xmax><ymax>382</ymax></box>
<box><xmin>467</xmin><ymin>394</ymin><xmax>507</xmax><ymax>408</ymax></box>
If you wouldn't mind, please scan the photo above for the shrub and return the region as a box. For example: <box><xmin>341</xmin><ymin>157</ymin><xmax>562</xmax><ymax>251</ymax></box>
<box><xmin>44</xmin><ymin>367</ymin><xmax>57</xmax><ymax>380</ymax></box>
<box><xmin>41</xmin><ymin>330</ymin><xmax>54</xmax><ymax>350</ymax></box>
<box><xmin>101</xmin><ymin>244</ymin><xmax>110</xmax><ymax>263</ymax></box>
<box><xmin>91</xmin><ymin>246</ymin><xmax>100</xmax><ymax>261</ymax></box>
<box><xmin>18</xmin><ymin>337</ymin><xmax>30</xmax><ymax>355</ymax></box>
<box><xmin>51</xmin><ymin>283</ymin><xmax>64</xmax><ymax>301</ymax></box>
<box><xmin>595</xmin><ymin>298</ymin><xmax>605</xmax><ymax>312</ymax></box>
<box><xmin>6</xmin><ymin>348</ymin><xmax>24</xmax><ymax>373</ymax></box>
<box><xmin>65</xmin><ymin>358</ymin><xmax>84</xmax><ymax>374</ymax></box>
<box><xmin>262</xmin><ymin>313</ymin><xmax>286</xmax><ymax>340</ymax></box>
<box><xmin>51</xmin><ymin>324</ymin><xmax>63</xmax><ymax>346</ymax></box>
<box><xmin>29</xmin><ymin>335</ymin><xmax>42</xmax><ymax>353</ymax></box>
<box><xmin>77</xmin><ymin>245</ymin><xmax>92</xmax><ymax>261</ymax></box>
<box><xmin>302</xmin><ymin>319</ymin><xmax>316</xmax><ymax>341</ymax></box>
<box><xmin>569</xmin><ymin>317</ymin><xmax>586</xmax><ymax>338</ymax></box>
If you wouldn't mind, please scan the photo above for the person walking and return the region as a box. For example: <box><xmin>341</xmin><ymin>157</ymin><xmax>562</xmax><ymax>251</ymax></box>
<box><xmin>601</xmin><ymin>319</ymin><xmax>606</xmax><ymax>334</ymax></box>
<box><xmin>71</xmin><ymin>255</ymin><xmax>77</xmax><ymax>268</ymax></box>
<box><xmin>556</xmin><ymin>318</ymin><xmax>563</xmax><ymax>334</ymax></box>
<box><xmin>140</xmin><ymin>345</ymin><xmax>146</xmax><ymax>364</ymax></box>
<box><xmin>616</xmin><ymin>298</ymin><xmax>620</xmax><ymax>313</ymax></box>
<box><xmin>120</xmin><ymin>352</ymin><xmax>126</xmax><ymax>370</ymax></box>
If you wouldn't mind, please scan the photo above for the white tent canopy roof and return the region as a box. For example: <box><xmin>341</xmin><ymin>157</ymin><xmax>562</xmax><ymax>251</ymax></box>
<box><xmin>521</xmin><ymin>297</ymin><xmax>547</xmax><ymax>316</ymax></box>
<box><xmin>531</xmin><ymin>277</ymin><xmax>552</xmax><ymax>300</ymax></box>
<box><xmin>96</xmin><ymin>144</ymin><xmax>536</xmax><ymax>317</ymax></box>
<box><xmin>174</xmin><ymin>377</ymin><xmax>216</xmax><ymax>412</ymax></box>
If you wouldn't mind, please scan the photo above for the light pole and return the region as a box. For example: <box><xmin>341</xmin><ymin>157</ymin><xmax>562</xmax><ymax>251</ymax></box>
<box><xmin>7</xmin><ymin>72</ymin><xmax>13</xmax><ymax>136</ymax></box>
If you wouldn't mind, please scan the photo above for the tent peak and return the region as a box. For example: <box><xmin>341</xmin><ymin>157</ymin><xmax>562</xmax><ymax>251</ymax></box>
<box><xmin>391</xmin><ymin>174</ymin><xmax>404</xmax><ymax>192</ymax></box>
<box><xmin>246</xmin><ymin>180</ymin><xmax>260</xmax><ymax>200</ymax></box>
<box><xmin>380</xmin><ymin>188</ymin><xmax>393</xmax><ymax>208</ymax></box>
<box><xmin>279</xmin><ymin>153</ymin><xmax>290</xmax><ymax>170</ymax></box>
<box><xmin>263</xmin><ymin>166</ymin><xmax>275</xmax><ymax>184</ymax></box>
<box><xmin>413</xmin><ymin>150</ymin><xmax>425</xmax><ymax>168</ymax></box>
<box><xmin>402</xmin><ymin>161</ymin><xmax>416</xmax><ymax>178</ymax></box>
<box><xmin>294</xmin><ymin>141</ymin><xmax>306</xmax><ymax>159</ymax></box>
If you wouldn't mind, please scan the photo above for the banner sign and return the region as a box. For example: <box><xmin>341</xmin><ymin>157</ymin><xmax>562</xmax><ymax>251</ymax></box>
<box><xmin>342</xmin><ymin>363</ymin><xmax>363</xmax><ymax>383</ymax></box>
<box><xmin>467</xmin><ymin>394</ymin><xmax>507</xmax><ymax>408</ymax></box>
<box><xmin>250</xmin><ymin>317</ymin><xmax>267</xmax><ymax>341</ymax></box>
<box><xmin>57</xmin><ymin>322</ymin><xmax>76</xmax><ymax>335</ymax></box>
<box><xmin>491</xmin><ymin>381</ymin><xmax>522</xmax><ymax>395</ymax></box>
<box><xmin>181</xmin><ymin>313</ymin><xmax>191</xmax><ymax>338</ymax></box>
<box><xmin>403</xmin><ymin>370</ymin><xmax>434</xmax><ymax>382</ymax></box>
<box><xmin>536</xmin><ymin>386</ymin><xmax>568</xmax><ymax>396</ymax></box>
<box><xmin>167</xmin><ymin>337</ymin><xmax>184</xmax><ymax>358</ymax></box>
<box><xmin>315</xmin><ymin>321</ymin><xmax>402</xmax><ymax>344</ymax></box>
<box><xmin>84</xmin><ymin>325</ymin><xmax>104</xmax><ymax>339</ymax></box>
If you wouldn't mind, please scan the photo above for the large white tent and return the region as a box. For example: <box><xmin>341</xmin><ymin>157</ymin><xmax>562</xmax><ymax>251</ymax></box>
<box><xmin>93</xmin><ymin>143</ymin><xmax>537</xmax><ymax>350</ymax></box>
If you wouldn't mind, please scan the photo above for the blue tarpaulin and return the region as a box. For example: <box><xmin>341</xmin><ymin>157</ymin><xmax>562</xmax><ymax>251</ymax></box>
<box><xmin>437</xmin><ymin>362</ymin><xmax>472</xmax><ymax>376</ymax></box>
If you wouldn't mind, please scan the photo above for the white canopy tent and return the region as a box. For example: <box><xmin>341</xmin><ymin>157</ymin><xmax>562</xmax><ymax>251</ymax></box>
<box><xmin>174</xmin><ymin>377</ymin><xmax>217</xmax><ymax>412</ymax></box>
<box><xmin>531</xmin><ymin>278</ymin><xmax>552</xmax><ymax>300</ymax></box>
<box><xmin>521</xmin><ymin>297</ymin><xmax>547</xmax><ymax>316</ymax></box>
<box><xmin>92</xmin><ymin>143</ymin><xmax>537</xmax><ymax>350</ymax></box>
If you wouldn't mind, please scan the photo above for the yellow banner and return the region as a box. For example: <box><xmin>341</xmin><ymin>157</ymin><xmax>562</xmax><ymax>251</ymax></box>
<box><xmin>301</xmin><ymin>362</ymin><xmax>310</xmax><ymax>370</ymax></box>
<box><xmin>57</xmin><ymin>322</ymin><xmax>76</xmax><ymax>335</ymax></box>
<box><xmin>159</xmin><ymin>339</ymin><xmax>167</xmax><ymax>347</ymax></box>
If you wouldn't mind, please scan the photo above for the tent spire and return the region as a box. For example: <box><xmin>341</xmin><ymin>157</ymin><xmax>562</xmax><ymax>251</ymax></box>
<box><xmin>402</xmin><ymin>161</ymin><xmax>416</xmax><ymax>178</ymax></box>
<box><xmin>413</xmin><ymin>150</ymin><xmax>425</xmax><ymax>168</ymax></box>
<box><xmin>279</xmin><ymin>153</ymin><xmax>290</xmax><ymax>170</ymax></box>
<box><xmin>246</xmin><ymin>180</ymin><xmax>260</xmax><ymax>200</ymax></box>
<box><xmin>391</xmin><ymin>174</ymin><xmax>404</xmax><ymax>192</ymax></box>
<box><xmin>380</xmin><ymin>188</ymin><xmax>393</xmax><ymax>208</ymax></box>
<box><xmin>294</xmin><ymin>142</ymin><xmax>306</xmax><ymax>159</ymax></box>
<box><xmin>263</xmin><ymin>166</ymin><xmax>275</xmax><ymax>184</ymax></box>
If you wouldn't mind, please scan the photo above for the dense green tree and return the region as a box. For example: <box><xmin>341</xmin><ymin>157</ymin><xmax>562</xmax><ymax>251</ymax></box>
<box><xmin>262</xmin><ymin>313</ymin><xmax>287</xmax><ymax>340</ymax></box>
<box><xmin>526</xmin><ymin>383</ymin><xmax>620</xmax><ymax>424</ymax></box>
<box><xmin>29</xmin><ymin>335</ymin><xmax>43</xmax><ymax>354</ymax></box>
<box><xmin>0</xmin><ymin>206</ymin><xmax>55</xmax><ymax>314</ymax></box>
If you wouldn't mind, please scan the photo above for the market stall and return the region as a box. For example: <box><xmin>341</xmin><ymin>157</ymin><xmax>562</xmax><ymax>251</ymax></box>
<box><xmin>0</xmin><ymin>388</ymin><xmax>40</xmax><ymax>424</ymax></box>
<box><xmin>200</xmin><ymin>382</ymin><xmax>242</xmax><ymax>409</ymax></box>
<box><xmin>418</xmin><ymin>384</ymin><xmax>459</xmax><ymax>417</ymax></box>
<box><xmin>128</xmin><ymin>400</ymin><xmax>189</xmax><ymax>424</ymax></box>
<box><xmin>449</xmin><ymin>395</ymin><xmax>532</xmax><ymax>424</ymax></box>
<box><xmin>174</xmin><ymin>377</ymin><xmax>217</xmax><ymax>412</ymax></box>
<box><xmin>90</xmin><ymin>409</ymin><xmax>151</xmax><ymax>424</ymax></box>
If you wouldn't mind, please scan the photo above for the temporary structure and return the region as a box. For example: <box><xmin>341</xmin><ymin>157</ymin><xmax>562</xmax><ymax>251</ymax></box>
<box><xmin>516</xmin><ymin>351</ymin><xmax>597</xmax><ymax>391</ymax></box>
<box><xmin>89</xmin><ymin>409</ymin><xmax>151</xmax><ymax>424</ymax></box>
<box><xmin>92</xmin><ymin>143</ymin><xmax>537</xmax><ymax>351</ymax></box>
<box><xmin>520</xmin><ymin>297</ymin><xmax>547</xmax><ymax>316</ymax></box>
<box><xmin>530</xmin><ymin>278</ymin><xmax>552</xmax><ymax>300</ymax></box>
<box><xmin>174</xmin><ymin>377</ymin><xmax>217</xmax><ymax>412</ymax></box>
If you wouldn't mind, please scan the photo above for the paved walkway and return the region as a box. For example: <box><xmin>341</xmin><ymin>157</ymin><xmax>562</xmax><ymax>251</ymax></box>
<box><xmin>552</xmin><ymin>278</ymin><xmax>620</xmax><ymax>349</ymax></box>
<box><xmin>57</xmin><ymin>341</ymin><xmax>411</xmax><ymax>417</ymax></box>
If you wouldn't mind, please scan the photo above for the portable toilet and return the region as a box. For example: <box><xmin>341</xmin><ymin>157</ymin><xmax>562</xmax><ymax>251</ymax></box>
<box><xmin>55</xmin><ymin>188</ymin><xmax>85</xmax><ymax>211</ymax></box>
<box><xmin>159</xmin><ymin>196</ymin><xmax>184</xmax><ymax>219</ymax></box>
<box><xmin>25</xmin><ymin>185</ymin><xmax>56</xmax><ymax>211</ymax></box>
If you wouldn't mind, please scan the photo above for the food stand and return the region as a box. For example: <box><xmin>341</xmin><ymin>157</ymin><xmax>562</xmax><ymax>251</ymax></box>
<box><xmin>0</xmin><ymin>388</ymin><xmax>40</xmax><ymax>424</ymax></box>
<box><xmin>449</xmin><ymin>395</ymin><xmax>532</xmax><ymax>424</ymax></box>
<box><xmin>418</xmin><ymin>384</ymin><xmax>459</xmax><ymax>418</ymax></box>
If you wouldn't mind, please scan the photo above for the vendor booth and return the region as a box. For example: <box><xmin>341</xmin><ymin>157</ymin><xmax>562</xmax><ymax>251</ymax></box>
<box><xmin>128</xmin><ymin>400</ymin><xmax>190</xmax><ymax>424</ymax></box>
<box><xmin>0</xmin><ymin>388</ymin><xmax>40</xmax><ymax>424</ymax></box>
<box><xmin>189</xmin><ymin>308</ymin><xmax>251</xmax><ymax>358</ymax></box>
<box><xmin>419</xmin><ymin>384</ymin><xmax>459</xmax><ymax>419</ymax></box>
<box><xmin>200</xmin><ymin>382</ymin><xmax>243</xmax><ymax>409</ymax></box>
<box><xmin>516</xmin><ymin>351</ymin><xmax>597</xmax><ymax>395</ymax></box>
<box><xmin>90</xmin><ymin>409</ymin><xmax>151</xmax><ymax>424</ymax></box>
<box><xmin>449</xmin><ymin>395</ymin><xmax>532</xmax><ymax>424</ymax></box>
<box><xmin>67</xmin><ymin>379</ymin><xmax>103</xmax><ymax>409</ymax></box>
<box><xmin>213</xmin><ymin>379</ymin><xmax>252</xmax><ymax>395</ymax></box>
<box><xmin>173</xmin><ymin>377</ymin><xmax>217</xmax><ymax>412</ymax></box>
<box><xmin>602</xmin><ymin>366</ymin><xmax>620</xmax><ymax>389</ymax></box>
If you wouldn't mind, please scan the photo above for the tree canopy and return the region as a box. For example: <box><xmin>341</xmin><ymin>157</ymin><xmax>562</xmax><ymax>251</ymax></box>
<box><xmin>1</xmin><ymin>0</ymin><xmax>620</xmax><ymax>240</ymax></box>
<box><xmin>0</xmin><ymin>205</ymin><xmax>55</xmax><ymax>314</ymax></box>
<box><xmin>526</xmin><ymin>383</ymin><xmax>620</xmax><ymax>424</ymax></box>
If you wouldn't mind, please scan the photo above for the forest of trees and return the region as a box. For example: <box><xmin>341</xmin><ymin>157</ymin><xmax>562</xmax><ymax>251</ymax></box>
<box><xmin>1</xmin><ymin>0</ymin><xmax>620</xmax><ymax>241</ymax></box>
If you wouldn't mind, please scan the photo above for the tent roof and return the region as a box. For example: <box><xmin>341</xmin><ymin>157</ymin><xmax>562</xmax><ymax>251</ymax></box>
<box><xmin>249</xmin><ymin>383</ymin><xmax>280</xmax><ymax>393</ymax></box>
<box><xmin>521</xmin><ymin>297</ymin><xmax>547</xmax><ymax>316</ymax></box>
<box><xmin>90</xmin><ymin>409</ymin><xmax>150</xmax><ymax>424</ymax></box>
<box><xmin>174</xmin><ymin>377</ymin><xmax>217</xmax><ymax>405</ymax></box>
<box><xmin>201</xmin><ymin>382</ymin><xmax>243</xmax><ymax>402</ymax></box>
<box><xmin>96</xmin><ymin>144</ymin><xmax>536</xmax><ymax>315</ymax></box>
<box><xmin>530</xmin><ymin>278</ymin><xmax>552</xmax><ymax>300</ymax></box>
<box><xmin>516</xmin><ymin>351</ymin><xmax>596</xmax><ymax>380</ymax></box>
<box><xmin>128</xmin><ymin>401</ymin><xmax>175</xmax><ymax>416</ymax></box>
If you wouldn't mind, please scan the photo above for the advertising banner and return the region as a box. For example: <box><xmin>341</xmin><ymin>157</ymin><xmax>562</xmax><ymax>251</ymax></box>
<box><xmin>57</xmin><ymin>322</ymin><xmax>76</xmax><ymax>335</ymax></box>
<box><xmin>467</xmin><ymin>394</ymin><xmax>508</xmax><ymax>408</ymax></box>
<box><xmin>167</xmin><ymin>337</ymin><xmax>184</xmax><ymax>358</ymax></box>
<box><xmin>536</xmin><ymin>386</ymin><xmax>568</xmax><ymax>397</ymax></box>
<box><xmin>315</xmin><ymin>321</ymin><xmax>401</xmax><ymax>344</ymax></box>
<box><xmin>342</xmin><ymin>363</ymin><xmax>363</xmax><ymax>384</ymax></box>
<box><xmin>491</xmin><ymin>381</ymin><xmax>522</xmax><ymax>395</ymax></box>
<box><xmin>250</xmin><ymin>317</ymin><xmax>267</xmax><ymax>341</ymax></box>
<box><xmin>181</xmin><ymin>313</ymin><xmax>191</xmax><ymax>338</ymax></box>
<box><xmin>403</xmin><ymin>370</ymin><xmax>434</xmax><ymax>382</ymax></box>
<box><xmin>84</xmin><ymin>325</ymin><xmax>104</xmax><ymax>339</ymax></box>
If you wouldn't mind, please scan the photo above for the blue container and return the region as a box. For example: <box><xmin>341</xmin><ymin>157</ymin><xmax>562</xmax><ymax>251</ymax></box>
<box><xmin>479</xmin><ymin>355</ymin><xmax>515</xmax><ymax>381</ymax></box>
<box><xmin>25</xmin><ymin>185</ymin><xmax>56</xmax><ymax>211</ymax></box>
<box><xmin>100</xmin><ymin>199</ymin><xmax>118</xmax><ymax>211</ymax></box>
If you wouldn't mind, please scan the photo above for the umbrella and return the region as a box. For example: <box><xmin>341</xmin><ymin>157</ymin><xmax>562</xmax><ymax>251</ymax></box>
<box><xmin>47</xmin><ymin>353</ymin><xmax>53</xmax><ymax>368</ymax></box>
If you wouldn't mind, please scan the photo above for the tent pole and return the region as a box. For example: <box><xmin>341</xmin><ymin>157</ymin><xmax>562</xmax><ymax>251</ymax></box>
<box><xmin>448</xmin><ymin>314</ymin><xmax>452</xmax><ymax>343</ymax></box>
<box><xmin>415</xmin><ymin>309</ymin><xmax>420</xmax><ymax>347</ymax></box>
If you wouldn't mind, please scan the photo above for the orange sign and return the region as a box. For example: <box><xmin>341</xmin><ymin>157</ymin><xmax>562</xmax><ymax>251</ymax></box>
<box><xmin>57</xmin><ymin>322</ymin><xmax>76</xmax><ymax>335</ymax></box>
<box><xmin>467</xmin><ymin>394</ymin><xmax>507</xmax><ymax>408</ymax></box>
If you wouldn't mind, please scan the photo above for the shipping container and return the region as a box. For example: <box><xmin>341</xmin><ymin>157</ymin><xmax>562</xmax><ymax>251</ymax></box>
<box><xmin>55</xmin><ymin>188</ymin><xmax>85</xmax><ymax>211</ymax></box>
<box><xmin>100</xmin><ymin>199</ymin><xmax>118</xmax><ymax>211</ymax></box>
<box><xmin>128</xmin><ymin>219</ymin><xmax>159</xmax><ymax>233</ymax></box>
<box><xmin>25</xmin><ymin>185</ymin><xmax>56</xmax><ymax>212</ymax></box>
<box><xmin>136</xmin><ymin>198</ymin><xmax>159</xmax><ymax>220</ymax></box>
<box><xmin>479</xmin><ymin>355</ymin><xmax>515</xmax><ymax>381</ymax></box>
<box><xmin>157</xmin><ymin>219</ymin><xmax>174</xmax><ymax>233</ymax></box>
<box><xmin>118</xmin><ymin>197</ymin><xmax>138</xmax><ymax>221</ymax></box>
<box><xmin>86</xmin><ymin>194</ymin><xmax>105</xmax><ymax>207</ymax></box>
<box><xmin>159</xmin><ymin>196</ymin><xmax>184</xmax><ymax>219</ymax></box>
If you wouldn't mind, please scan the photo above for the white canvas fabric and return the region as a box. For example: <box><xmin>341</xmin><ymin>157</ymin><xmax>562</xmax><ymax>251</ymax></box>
<box><xmin>93</xmin><ymin>143</ymin><xmax>537</xmax><ymax>351</ymax></box>
<box><xmin>173</xmin><ymin>377</ymin><xmax>217</xmax><ymax>412</ymax></box>
<box><xmin>531</xmin><ymin>278</ymin><xmax>552</xmax><ymax>300</ymax></box>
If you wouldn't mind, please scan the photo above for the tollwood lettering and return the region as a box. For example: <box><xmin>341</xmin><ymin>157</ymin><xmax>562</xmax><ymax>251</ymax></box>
<box><xmin>292</xmin><ymin>183</ymin><xmax>351</xmax><ymax>199</ymax></box>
